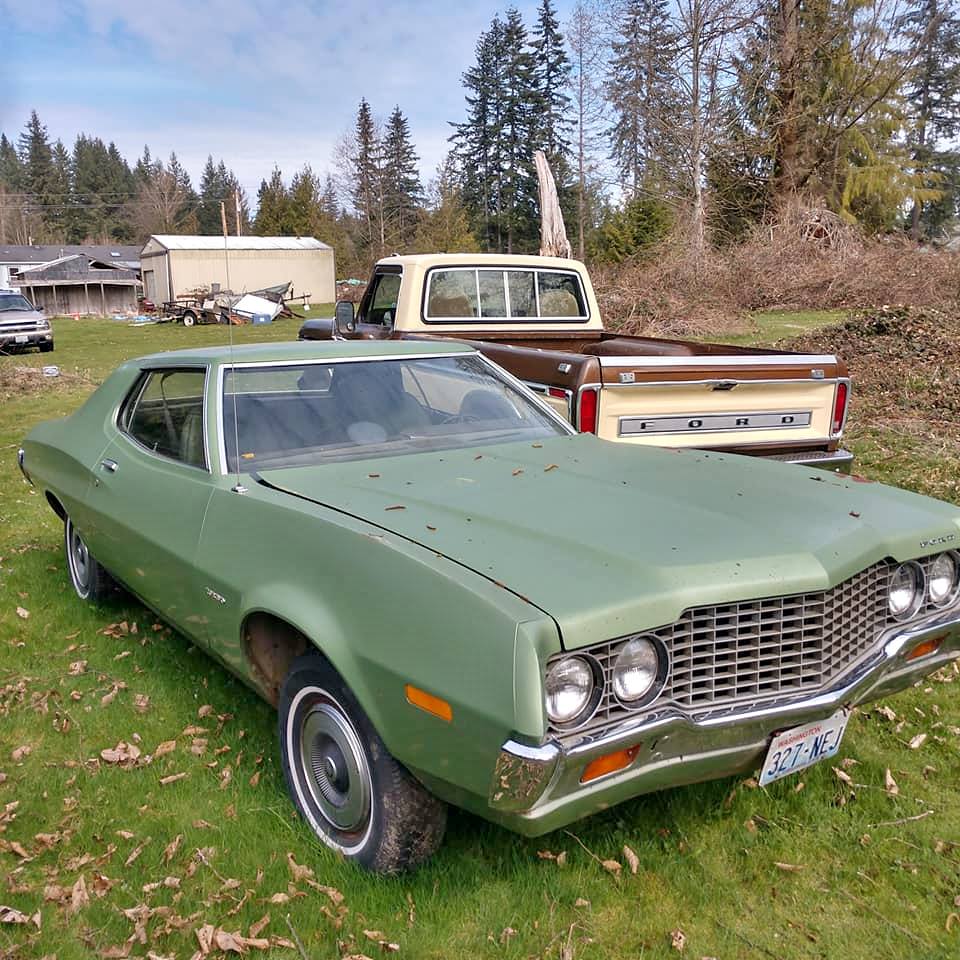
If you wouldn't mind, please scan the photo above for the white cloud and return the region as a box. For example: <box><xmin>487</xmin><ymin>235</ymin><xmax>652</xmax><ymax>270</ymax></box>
<box><xmin>3</xmin><ymin>0</ymin><xmax>551</xmax><ymax>201</ymax></box>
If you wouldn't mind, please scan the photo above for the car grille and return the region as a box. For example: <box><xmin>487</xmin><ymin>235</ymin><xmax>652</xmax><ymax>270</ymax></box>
<box><xmin>550</xmin><ymin>557</ymin><xmax>950</xmax><ymax>737</ymax></box>
<box><xmin>0</xmin><ymin>322</ymin><xmax>41</xmax><ymax>335</ymax></box>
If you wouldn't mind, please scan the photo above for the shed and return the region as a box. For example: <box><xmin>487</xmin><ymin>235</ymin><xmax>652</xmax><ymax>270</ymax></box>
<box><xmin>0</xmin><ymin>244</ymin><xmax>140</xmax><ymax>289</ymax></box>
<box><xmin>13</xmin><ymin>254</ymin><xmax>141</xmax><ymax>316</ymax></box>
<box><xmin>140</xmin><ymin>236</ymin><xmax>334</xmax><ymax>306</ymax></box>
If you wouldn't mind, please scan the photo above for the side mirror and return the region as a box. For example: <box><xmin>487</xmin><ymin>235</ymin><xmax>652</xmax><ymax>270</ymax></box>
<box><xmin>334</xmin><ymin>300</ymin><xmax>356</xmax><ymax>336</ymax></box>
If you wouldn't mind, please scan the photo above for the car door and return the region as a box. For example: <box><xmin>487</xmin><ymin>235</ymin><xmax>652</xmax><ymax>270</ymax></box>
<box><xmin>83</xmin><ymin>365</ymin><xmax>215</xmax><ymax>632</ymax></box>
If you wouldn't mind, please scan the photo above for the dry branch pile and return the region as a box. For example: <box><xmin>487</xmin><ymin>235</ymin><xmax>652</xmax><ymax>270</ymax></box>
<box><xmin>0</xmin><ymin>366</ymin><xmax>86</xmax><ymax>402</ymax></box>
<box><xmin>593</xmin><ymin>203</ymin><xmax>960</xmax><ymax>337</ymax></box>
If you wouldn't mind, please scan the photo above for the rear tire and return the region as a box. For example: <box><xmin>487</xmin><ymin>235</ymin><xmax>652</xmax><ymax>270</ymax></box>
<box><xmin>64</xmin><ymin>516</ymin><xmax>113</xmax><ymax>601</ymax></box>
<box><xmin>39</xmin><ymin>342</ymin><xmax>54</xmax><ymax>353</ymax></box>
<box><xmin>279</xmin><ymin>652</ymin><xmax>447</xmax><ymax>873</ymax></box>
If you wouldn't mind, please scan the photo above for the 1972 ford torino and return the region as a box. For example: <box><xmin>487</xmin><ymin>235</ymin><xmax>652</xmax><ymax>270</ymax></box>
<box><xmin>18</xmin><ymin>340</ymin><xmax>960</xmax><ymax>872</ymax></box>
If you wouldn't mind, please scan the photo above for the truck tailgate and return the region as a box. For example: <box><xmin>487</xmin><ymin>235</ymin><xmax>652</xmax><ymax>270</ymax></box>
<box><xmin>596</xmin><ymin>354</ymin><xmax>847</xmax><ymax>451</ymax></box>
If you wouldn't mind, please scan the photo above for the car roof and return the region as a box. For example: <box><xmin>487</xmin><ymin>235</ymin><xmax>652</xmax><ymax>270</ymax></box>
<box><xmin>132</xmin><ymin>338</ymin><xmax>476</xmax><ymax>367</ymax></box>
<box><xmin>376</xmin><ymin>252</ymin><xmax>588</xmax><ymax>271</ymax></box>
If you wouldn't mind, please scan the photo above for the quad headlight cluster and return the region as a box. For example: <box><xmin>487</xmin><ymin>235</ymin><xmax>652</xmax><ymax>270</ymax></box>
<box><xmin>544</xmin><ymin>636</ymin><xmax>666</xmax><ymax>728</ymax></box>
<box><xmin>888</xmin><ymin>553</ymin><xmax>960</xmax><ymax>620</ymax></box>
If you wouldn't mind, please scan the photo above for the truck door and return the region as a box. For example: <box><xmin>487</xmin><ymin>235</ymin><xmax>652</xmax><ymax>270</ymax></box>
<box><xmin>355</xmin><ymin>267</ymin><xmax>402</xmax><ymax>335</ymax></box>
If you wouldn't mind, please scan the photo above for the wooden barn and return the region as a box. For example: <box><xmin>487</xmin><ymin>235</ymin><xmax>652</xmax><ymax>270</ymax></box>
<box><xmin>13</xmin><ymin>255</ymin><xmax>141</xmax><ymax>316</ymax></box>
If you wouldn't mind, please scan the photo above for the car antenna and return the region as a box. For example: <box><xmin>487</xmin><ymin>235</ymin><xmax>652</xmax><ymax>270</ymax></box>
<box><xmin>222</xmin><ymin>201</ymin><xmax>246</xmax><ymax>494</ymax></box>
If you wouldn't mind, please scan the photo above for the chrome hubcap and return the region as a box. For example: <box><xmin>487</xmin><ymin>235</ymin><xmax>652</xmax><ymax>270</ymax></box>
<box><xmin>68</xmin><ymin>523</ymin><xmax>90</xmax><ymax>590</ymax></box>
<box><xmin>299</xmin><ymin>698</ymin><xmax>371</xmax><ymax>832</ymax></box>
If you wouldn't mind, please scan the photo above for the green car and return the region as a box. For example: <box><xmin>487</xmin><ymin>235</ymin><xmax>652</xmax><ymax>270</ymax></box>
<box><xmin>18</xmin><ymin>339</ymin><xmax>960</xmax><ymax>873</ymax></box>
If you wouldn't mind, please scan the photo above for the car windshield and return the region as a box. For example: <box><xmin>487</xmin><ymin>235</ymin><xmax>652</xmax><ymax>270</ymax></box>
<box><xmin>0</xmin><ymin>294</ymin><xmax>34</xmax><ymax>312</ymax></box>
<box><xmin>222</xmin><ymin>354</ymin><xmax>569</xmax><ymax>472</ymax></box>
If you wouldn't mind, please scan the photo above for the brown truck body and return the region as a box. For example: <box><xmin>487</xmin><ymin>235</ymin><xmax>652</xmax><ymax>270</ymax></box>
<box><xmin>298</xmin><ymin>254</ymin><xmax>851</xmax><ymax>471</ymax></box>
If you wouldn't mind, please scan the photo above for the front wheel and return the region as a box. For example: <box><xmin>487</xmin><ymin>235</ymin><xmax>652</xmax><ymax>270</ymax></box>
<box><xmin>64</xmin><ymin>516</ymin><xmax>113</xmax><ymax>601</ymax></box>
<box><xmin>279</xmin><ymin>653</ymin><xmax>447</xmax><ymax>873</ymax></box>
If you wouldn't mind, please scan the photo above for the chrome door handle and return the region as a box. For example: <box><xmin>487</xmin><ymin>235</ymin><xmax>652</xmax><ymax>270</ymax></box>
<box><xmin>100</xmin><ymin>458</ymin><xmax>118</xmax><ymax>473</ymax></box>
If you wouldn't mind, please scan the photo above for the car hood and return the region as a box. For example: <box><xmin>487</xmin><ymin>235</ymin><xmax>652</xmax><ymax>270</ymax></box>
<box><xmin>257</xmin><ymin>436</ymin><xmax>960</xmax><ymax>649</ymax></box>
<box><xmin>0</xmin><ymin>309</ymin><xmax>44</xmax><ymax>325</ymax></box>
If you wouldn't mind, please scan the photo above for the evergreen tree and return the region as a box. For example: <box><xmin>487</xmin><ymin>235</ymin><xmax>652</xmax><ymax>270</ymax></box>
<box><xmin>381</xmin><ymin>106</ymin><xmax>423</xmax><ymax>247</ymax></box>
<box><xmin>288</xmin><ymin>165</ymin><xmax>324</xmax><ymax>236</ymax></box>
<box><xmin>198</xmin><ymin>156</ymin><xmax>224</xmax><ymax>235</ymax></box>
<box><xmin>0</xmin><ymin>134</ymin><xmax>22</xmax><ymax>189</ymax></box>
<box><xmin>606</xmin><ymin>0</ymin><xmax>677</xmax><ymax>196</ymax></box>
<box><xmin>499</xmin><ymin>8</ymin><xmax>540</xmax><ymax>251</ymax></box>
<box><xmin>900</xmin><ymin>0</ymin><xmax>960</xmax><ymax>236</ymax></box>
<box><xmin>350</xmin><ymin>99</ymin><xmax>384</xmax><ymax>254</ymax></box>
<box><xmin>451</xmin><ymin>17</ymin><xmax>507</xmax><ymax>250</ymax></box>
<box><xmin>18</xmin><ymin>110</ymin><xmax>57</xmax><ymax>239</ymax></box>
<box><xmin>254</xmin><ymin>167</ymin><xmax>290</xmax><ymax>234</ymax></box>
<box><xmin>531</xmin><ymin>0</ymin><xmax>572</xmax><ymax>166</ymax></box>
<box><xmin>48</xmin><ymin>140</ymin><xmax>72</xmax><ymax>241</ymax></box>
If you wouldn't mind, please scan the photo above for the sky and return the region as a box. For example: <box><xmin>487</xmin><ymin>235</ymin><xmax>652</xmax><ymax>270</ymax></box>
<box><xmin>0</xmin><ymin>0</ymin><xmax>577</xmax><ymax>202</ymax></box>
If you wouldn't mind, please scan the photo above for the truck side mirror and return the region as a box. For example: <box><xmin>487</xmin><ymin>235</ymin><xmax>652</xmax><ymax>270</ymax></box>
<box><xmin>334</xmin><ymin>301</ymin><xmax>356</xmax><ymax>336</ymax></box>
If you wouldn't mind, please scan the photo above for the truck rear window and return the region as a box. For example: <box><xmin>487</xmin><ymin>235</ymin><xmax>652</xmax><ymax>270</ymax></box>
<box><xmin>424</xmin><ymin>268</ymin><xmax>588</xmax><ymax>323</ymax></box>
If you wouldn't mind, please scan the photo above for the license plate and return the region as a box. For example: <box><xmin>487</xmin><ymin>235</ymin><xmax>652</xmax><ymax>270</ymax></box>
<box><xmin>759</xmin><ymin>709</ymin><xmax>848</xmax><ymax>787</ymax></box>
<box><xmin>15</xmin><ymin>335</ymin><xmax>28</xmax><ymax>343</ymax></box>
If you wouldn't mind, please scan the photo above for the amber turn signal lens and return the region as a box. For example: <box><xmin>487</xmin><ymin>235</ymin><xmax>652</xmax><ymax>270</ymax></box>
<box><xmin>580</xmin><ymin>744</ymin><xmax>641</xmax><ymax>783</ymax></box>
<box><xmin>404</xmin><ymin>684</ymin><xmax>453</xmax><ymax>722</ymax></box>
<box><xmin>906</xmin><ymin>635</ymin><xmax>944</xmax><ymax>661</ymax></box>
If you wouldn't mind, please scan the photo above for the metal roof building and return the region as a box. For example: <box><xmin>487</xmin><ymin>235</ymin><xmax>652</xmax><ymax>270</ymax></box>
<box><xmin>140</xmin><ymin>235</ymin><xmax>334</xmax><ymax>306</ymax></box>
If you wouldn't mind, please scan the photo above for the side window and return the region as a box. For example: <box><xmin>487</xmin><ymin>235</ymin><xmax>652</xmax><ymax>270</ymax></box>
<box><xmin>506</xmin><ymin>271</ymin><xmax>535</xmax><ymax>316</ymax></box>
<box><xmin>425</xmin><ymin>270</ymin><xmax>479</xmax><ymax>318</ymax></box>
<box><xmin>121</xmin><ymin>369</ymin><xmax>207</xmax><ymax>468</ymax></box>
<box><xmin>359</xmin><ymin>273</ymin><xmax>402</xmax><ymax>326</ymax></box>
<box><xmin>538</xmin><ymin>272</ymin><xmax>587</xmax><ymax>318</ymax></box>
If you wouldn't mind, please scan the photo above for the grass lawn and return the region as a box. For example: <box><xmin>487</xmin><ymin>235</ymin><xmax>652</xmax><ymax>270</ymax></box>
<box><xmin>703</xmin><ymin>309</ymin><xmax>851</xmax><ymax>347</ymax></box>
<box><xmin>2</xmin><ymin>316</ymin><xmax>959</xmax><ymax>959</ymax></box>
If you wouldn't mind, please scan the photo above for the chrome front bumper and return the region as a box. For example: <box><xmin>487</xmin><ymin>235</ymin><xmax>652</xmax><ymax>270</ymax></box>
<box><xmin>489</xmin><ymin>610</ymin><xmax>960</xmax><ymax>836</ymax></box>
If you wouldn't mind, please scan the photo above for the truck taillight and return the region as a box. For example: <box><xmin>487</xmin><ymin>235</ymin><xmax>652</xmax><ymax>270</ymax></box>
<box><xmin>548</xmin><ymin>387</ymin><xmax>567</xmax><ymax>399</ymax></box>
<box><xmin>832</xmin><ymin>382</ymin><xmax>849</xmax><ymax>435</ymax></box>
<box><xmin>578</xmin><ymin>389</ymin><xmax>598</xmax><ymax>434</ymax></box>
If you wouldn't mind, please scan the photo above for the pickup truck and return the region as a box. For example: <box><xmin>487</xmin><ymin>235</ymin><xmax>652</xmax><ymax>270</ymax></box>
<box><xmin>298</xmin><ymin>254</ymin><xmax>852</xmax><ymax>471</ymax></box>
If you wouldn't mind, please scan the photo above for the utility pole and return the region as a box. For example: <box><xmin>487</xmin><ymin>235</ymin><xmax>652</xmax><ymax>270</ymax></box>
<box><xmin>234</xmin><ymin>188</ymin><xmax>242</xmax><ymax>237</ymax></box>
<box><xmin>220</xmin><ymin>200</ymin><xmax>228</xmax><ymax>237</ymax></box>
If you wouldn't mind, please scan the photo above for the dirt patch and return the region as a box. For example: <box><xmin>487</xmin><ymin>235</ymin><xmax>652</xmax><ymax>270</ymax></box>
<box><xmin>0</xmin><ymin>365</ymin><xmax>90</xmax><ymax>402</ymax></box>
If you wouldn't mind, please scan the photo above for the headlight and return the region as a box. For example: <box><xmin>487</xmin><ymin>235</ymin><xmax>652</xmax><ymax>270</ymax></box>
<box><xmin>928</xmin><ymin>552</ymin><xmax>959</xmax><ymax>607</ymax></box>
<box><xmin>888</xmin><ymin>562</ymin><xmax>923</xmax><ymax>620</ymax></box>
<box><xmin>545</xmin><ymin>656</ymin><xmax>596</xmax><ymax>726</ymax></box>
<box><xmin>612</xmin><ymin>636</ymin><xmax>661</xmax><ymax>702</ymax></box>
<box><xmin>37</xmin><ymin>318</ymin><xmax>50</xmax><ymax>330</ymax></box>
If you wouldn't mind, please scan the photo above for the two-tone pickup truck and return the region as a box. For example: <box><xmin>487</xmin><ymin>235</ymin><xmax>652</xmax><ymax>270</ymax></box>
<box><xmin>299</xmin><ymin>255</ymin><xmax>852</xmax><ymax>471</ymax></box>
